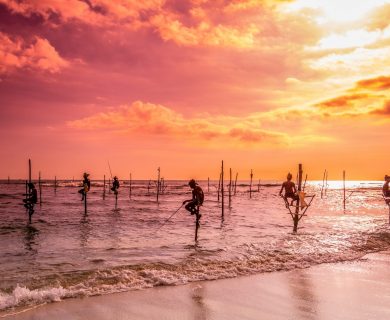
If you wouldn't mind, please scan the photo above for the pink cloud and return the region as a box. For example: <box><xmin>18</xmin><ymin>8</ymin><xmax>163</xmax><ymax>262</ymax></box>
<box><xmin>67</xmin><ymin>100</ymin><xmax>289</xmax><ymax>145</ymax></box>
<box><xmin>0</xmin><ymin>32</ymin><xmax>68</xmax><ymax>74</ymax></box>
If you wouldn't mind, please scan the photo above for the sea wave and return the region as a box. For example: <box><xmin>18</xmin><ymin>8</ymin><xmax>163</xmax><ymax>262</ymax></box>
<box><xmin>2</xmin><ymin>225</ymin><xmax>390</xmax><ymax>315</ymax></box>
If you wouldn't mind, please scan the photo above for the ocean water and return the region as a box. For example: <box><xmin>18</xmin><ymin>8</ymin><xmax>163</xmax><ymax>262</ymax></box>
<box><xmin>0</xmin><ymin>179</ymin><xmax>389</xmax><ymax>314</ymax></box>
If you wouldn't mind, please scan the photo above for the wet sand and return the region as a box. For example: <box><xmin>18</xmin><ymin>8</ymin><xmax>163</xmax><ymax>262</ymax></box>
<box><xmin>4</xmin><ymin>251</ymin><xmax>390</xmax><ymax>320</ymax></box>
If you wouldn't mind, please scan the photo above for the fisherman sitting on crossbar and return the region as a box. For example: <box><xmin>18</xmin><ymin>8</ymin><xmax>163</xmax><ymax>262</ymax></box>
<box><xmin>279</xmin><ymin>173</ymin><xmax>299</xmax><ymax>207</ymax></box>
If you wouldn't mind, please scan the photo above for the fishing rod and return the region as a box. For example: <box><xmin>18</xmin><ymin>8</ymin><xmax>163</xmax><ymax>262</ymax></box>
<box><xmin>107</xmin><ymin>161</ymin><xmax>113</xmax><ymax>180</ymax></box>
<box><xmin>154</xmin><ymin>204</ymin><xmax>184</xmax><ymax>233</ymax></box>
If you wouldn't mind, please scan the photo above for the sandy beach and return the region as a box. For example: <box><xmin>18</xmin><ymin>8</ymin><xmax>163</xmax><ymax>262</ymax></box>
<box><xmin>3</xmin><ymin>251</ymin><xmax>390</xmax><ymax>320</ymax></box>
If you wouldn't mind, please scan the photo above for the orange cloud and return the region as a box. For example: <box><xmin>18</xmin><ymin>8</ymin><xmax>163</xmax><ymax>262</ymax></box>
<box><xmin>67</xmin><ymin>101</ymin><xmax>296</xmax><ymax>145</ymax></box>
<box><xmin>149</xmin><ymin>13</ymin><xmax>259</xmax><ymax>48</ymax></box>
<box><xmin>355</xmin><ymin>75</ymin><xmax>390</xmax><ymax>91</ymax></box>
<box><xmin>371</xmin><ymin>100</ymin><xmax>390</xmax><ymax>115</ymax></box>
<box><xmin>0</xmin><ymin>32</ymin><xmax>69</xmax><ymax>74</ymax></box>
<box><xmin>315</xmin><ymin>94</ymin><xmax>371</xmax><ymax>108</ymax></box>
<box><xmin>67</xmin><ymin>100</ymin><xmax>342</xmax><ymax>148</ymax></box>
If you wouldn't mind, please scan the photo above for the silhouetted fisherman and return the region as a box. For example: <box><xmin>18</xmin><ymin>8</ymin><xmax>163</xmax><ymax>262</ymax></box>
<box><xmin>279</xmin><ymin>172</ymin><xmax>299</xmax><ymax>207</ymax></box>
<box><xmin>383</xmin><ymin>175</ymin><xmax>390</xmax><ymax>204</ymax></box>
<box><xmin>111</xmin><ymin>176</ymin><xmax>120</xmax><ymax>194</ymax></box>
<box><xmin>23</xmin><ymin>182</ymin><xmax>38</xmax><ymax>217</ymax></box>
<box><xmin>78</xmin><ymin>172</ymin><xmax>91</xmax><ymax>201</ymax></box>
<box><xmin>183</xmin><ymin>179</ymin><xmax>204</xmax><ymax>226</ymax></box>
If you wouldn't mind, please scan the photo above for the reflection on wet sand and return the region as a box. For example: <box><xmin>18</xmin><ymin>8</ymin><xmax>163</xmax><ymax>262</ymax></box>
<box><xmin>191</xmin><ymin>284</ymin><xmax>209</xmax><ymax>320</ymax></box>
<box><xmin>287</xmin><ymin>270</ymin><xmax>318</xmax><ymax>319</ymax></box>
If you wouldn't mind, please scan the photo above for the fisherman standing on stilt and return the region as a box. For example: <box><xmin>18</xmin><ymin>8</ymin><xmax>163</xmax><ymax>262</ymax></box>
<box><xmin>111</xmin><ymin>176</ymin><xmax>120</xmax><ymax>195</ymax></box>
<box><xmin>78</xmin><ymin>172</ymin><xmax>91</xmax><ymax>201</ymax></box>
<box><xmin>183</xmin><ymin>179</ymin><xmax>204</xmax><ymax>226</ymax></box>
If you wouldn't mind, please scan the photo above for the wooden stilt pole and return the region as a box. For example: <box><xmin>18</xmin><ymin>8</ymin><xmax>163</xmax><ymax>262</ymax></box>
<box><xmin>249</xmin><ymin>169</ymin><xmax>253</xmax><ymax>199</ymax></box>
<box><xmin>108</xmin><ymin>179</ymin><xmax>111</xmax><ymax>194</ymax></box>
<box><xmin>54</xmin><ymin>176</ymin><xmax>57</xmax><ymax>194</ymax></box>
<box><xmin>229</xmin><ymin>168</ymin><xmax>232</xmax><ymax>209</ymax></box>
<box><xmin>217</xmin><ymin>172</ymin><xmax>221</xmax><ymax>202</ymax></box>
<box><xmin>293</xmin><ymin>163</ymin><xmax>303</xmax><ymax>233</ymax></box>
<box><xmin>157</xmin><ymin>167</ymin><xmax>160</xmax><ymax>204</ymax></box>
<box><xmin>129</xmin><ymin>173</ymin><xmax>132</xmax><ymax>199</ymax></box>
<box><xmin>28</xmin><ymin>159</ymin><xmax>32</xmax><ymax>223</ymax></box>
<box><xmin>234</xmin><ymin>173</ymin><xmax>238</xmax><ymax>195</ymax></box>
<box><xmin>387</xmin><ymin>203</ymin><xmax>390</xmax><ymax>224</ymax></box>
<box><xmin>84</xmin><ymin>192</ymin><xmax>87</xmax><ymax>214</ymax></box>
<box><xmin>325</xmin><ymin>170</ymin><xmax>328</xmax><ymax>195</ymax></box>
<box><xmin>25</xmin><ymin>179</ymin><xmax>28</xmax><ymax>208</ymax></box>
<box><xmin>148</xmin><ymin>179</ymin><xmax>151</xmax><ymax>195</ymax></box>
<box><xmin>39</xmin><ymin>171</ymin><xmax>42</xmax><ymax>204</ymax></box>
<box><xmin>221</xmin><ymin>161</ymin><xmax>224</xmax><ymax>218</ymax></box>
<box><xmin>207</xmin><ymin>177</ymin><xmax>210</xmax><ymax>193</ymax></box>
<box><xmin>103</xmin><ymin>175</ymin><xmax>106</xmax><ymax>199</ymax></box>
<box><xmin>343</xmin><ymin>170</ymin><xmax>346</xmax><ymax>210</ymax></box>
<box><xmin>28</xmin><ymin>159</ymin><xmax>31</xmax><ymax>184</ymax></box>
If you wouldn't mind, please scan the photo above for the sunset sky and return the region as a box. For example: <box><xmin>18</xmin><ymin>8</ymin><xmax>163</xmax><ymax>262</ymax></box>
<box><xmin>1</xmin><ymin>0</ymin><xmax>389</xmax><ymax>180</ymax></box>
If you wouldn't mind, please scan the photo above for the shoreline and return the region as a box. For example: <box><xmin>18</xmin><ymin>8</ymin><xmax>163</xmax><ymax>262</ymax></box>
<box><xmin>3</xmin><ymin>251</ymin><xmax>390</xmax><ymax>319</ymax></box>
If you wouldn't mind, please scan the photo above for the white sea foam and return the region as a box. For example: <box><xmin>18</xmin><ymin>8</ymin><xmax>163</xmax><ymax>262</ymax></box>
<box><xmin>0</xmin><ymin>285</ymin><xmax>69</xmax><ymax>312</ymax></box>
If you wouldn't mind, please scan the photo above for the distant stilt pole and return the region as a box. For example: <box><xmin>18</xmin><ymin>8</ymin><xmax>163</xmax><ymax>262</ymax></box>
<box><xmin>129</xmin><ymin>173</ymin><xmax>132</xmax><ymax>199</ymax></box>
<box><xmin>148</xmin><ymin>179</ymin><xmax>151</xmax><ymax>195</ymax></box>
<box><xmin>217</xmin><ymin>172</ymin><xmax>221</xmax><ymax>202</ymax></box>
<box><xmin>221</xmin><ymin>161</ymin><xmax>224</xmax><ymax>218</ymax></box>
<box><xmin>115</xmin><ymin>192</ymin><xmax>118</xmax><ymax>209</ymax></box>
<box><xmin>343</xmin><ymin>170</ymin><xmax>346</xmax><ymax>210</ymax></box>
<box><xmin>157</xmin><ymin>167</ymin><xmax>160</xmax><ymax>204</ymax></box>
<box><xmin>39</xmin><ymin>171</ymin><xmax>42</xmax><ymax>204</ymax></box>
<box><xmin>207</xmin><ymin>177</ymin><xmax>210</xmax><ymax>193</ymax></box>
<box><xmin>229</xmin><ymin>168</ymin><xmax>232</xmax><ymax>209</ymax></box>
<box><xmin>28</xmin><ymin>159</ymin><xmax>33</xmax><ymax>223</ymax></box>
<box><xmin>54</xmin><ymin>176</ymin><xmax>57</xmax><ymax>194</ymax></box>
<box><xmin>249</xmin><ymin>169</ymin><xmax>253</xmax><ymax>199</ymax></box>
<box><xmin>293</xmin><ymin>164</ymin><xmax>303</xmax><ymax>233</ymax></box>
<box><xmin>103</xmin><ymin>175</ymin><xmax>106</xmax><ymax>199</ymax></box>
<box><xmin>325</xmin><ymin>170</ymin><xmax>328</xmax><ymax>195</ymax></box>
<box><xmin>234</xmin><ymin>173</ymin><xmax>238</xmax><ymax>195</ymax></box>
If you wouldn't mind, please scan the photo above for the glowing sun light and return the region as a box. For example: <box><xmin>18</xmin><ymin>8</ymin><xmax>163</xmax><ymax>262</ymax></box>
<box><xmin>285</xmin><ymin>0</ymin><xmax>389</xmax><ymax>24</ymax></box>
